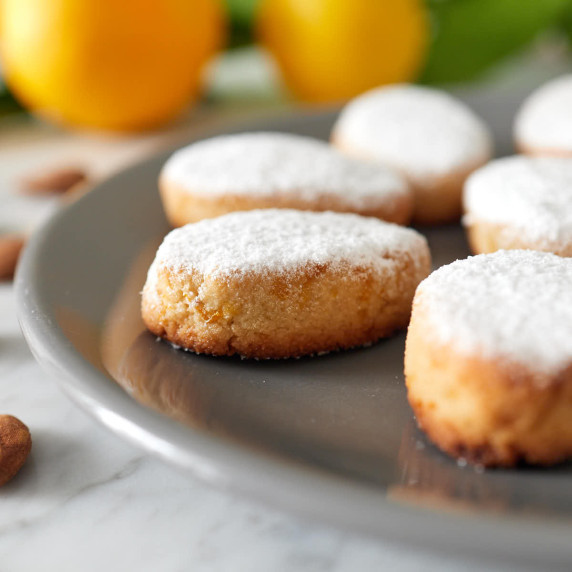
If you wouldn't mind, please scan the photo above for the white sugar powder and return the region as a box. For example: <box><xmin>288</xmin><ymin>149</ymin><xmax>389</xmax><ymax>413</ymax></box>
<box><xmin>417</xmin><ymin>250</ymin><xmax>572</xmax><ymax>374</ymax></box>
<box><xmin>161</xmin><ymin>132</ymin><xmax>409</xmax><ymax>210</ymax></box>
<box><xmin>515</xmin><ymin>74</ymin><xmax>572</xmax><ymax>152</ymax></box>
<box><xmin>333</xmin><ymin>84</ymin><xmax>493</xmax><ymax>182</ymax></box>
<box><xmin>149</xmin><ymin>209</ymin><xmax>428</xmax><ymax>278</ymax></box>
<box><xmin>463</xmin><ymin>156</ymin><xmax>572</xmax><ymax>246</ymax></box>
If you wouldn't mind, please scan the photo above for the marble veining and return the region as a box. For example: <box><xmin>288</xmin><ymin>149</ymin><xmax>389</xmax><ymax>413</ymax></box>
<box><xmin>0</xmin><ymin>280</ymin><xmax>525</xmax><ymax>572</ymax></box>
<box><xmin>0</xmin><ymin>113</ymin><xmax>538</xmax><ymax>572</ymax></box>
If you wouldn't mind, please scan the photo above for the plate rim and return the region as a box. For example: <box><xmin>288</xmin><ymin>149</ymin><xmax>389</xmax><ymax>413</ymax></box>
<box><xmin>15</xmin><ymin>108</ymin><xmax>572</xmax><ymax>569</ymax></box>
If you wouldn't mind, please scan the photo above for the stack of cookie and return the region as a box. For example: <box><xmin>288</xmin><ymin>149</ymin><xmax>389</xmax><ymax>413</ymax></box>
<box><xmin>143</xmin><ymin>129</ymin><xmax>432</xmax><ymax>360</ymax></box>
<box><xmin>405</xmin><ymin>75</ymin><xmax>572</xmax><ymax>468</ymax></box>
<box><xmin>142</xmin><ymin>78</ymin><xmax>572</xmax><ymax>468</ymax></box>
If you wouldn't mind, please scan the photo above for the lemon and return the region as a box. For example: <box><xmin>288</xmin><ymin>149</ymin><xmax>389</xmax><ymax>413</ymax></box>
<box><xmin>257</xmin><ymin>0</ymin><xmax>429</xmax><ymax>103</ymax></box>
<box><xmin>0</xmin><ymin>0</ymin><xmax>225</xmax><ymax>131</ymax></box>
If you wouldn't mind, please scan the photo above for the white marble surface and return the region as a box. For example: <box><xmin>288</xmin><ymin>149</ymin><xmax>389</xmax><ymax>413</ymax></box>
<box><xmin>1</xmin><ymin>278</ymin><xmax>523</xmax><ymax>572</ymax></box>
<box><xmin>0</xmin><ymin>120</ymin><xmax>511</xmax><ymax>572</ymax></box>
<box><xmin>4</xmin><ymin>52</ymin><xmax>571</xmax><ymax>566</ymax></box>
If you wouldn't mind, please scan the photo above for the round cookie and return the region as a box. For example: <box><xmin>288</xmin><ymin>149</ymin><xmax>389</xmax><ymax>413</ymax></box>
<box><xmin>331</xmin><ymin>84</ymin><xmax>493</xmax><ymax>225</ymax></box>
<box><xmin>405</xmin><ymin>250</ymin><xmax>572</xmax><ymax>467</ymax></box>
<box><xmin>159</xmin><ymin>132</ymin><xmax>413</xmax><ymax>226</ymax></box>
<box><xmin>142</xmin><ymin>209</ymin><xmax>431</xmax><ymax>359</ymax></box>
<box><xmin>514</xmin><ymin>74</ymin><xmax>572</xmax><ymax>157</ymax></box>
<box><xmin>463</xmin><ymin>156</ymin><xmax>572</xmax><ymax>256</ymax></box>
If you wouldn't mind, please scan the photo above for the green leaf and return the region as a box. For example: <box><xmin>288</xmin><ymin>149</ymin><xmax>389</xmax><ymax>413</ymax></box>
<box><xmin>224</xmin><ymin>0</ymin><xmax>262</xmax><ymax>47</ymax></box>
<box><xmin>561</xmin><ymin>0</ymin><xmax>572</xmax><ymax>43</ymax></box>
<box><xmin>224</xmin><ymin>0</ymin><xmax>260</xmax><ymax>27</ymax></box>
<box><xmin>0</xmin><ymin>87</ymin><xmax>23</xmax><ymax>116</ymax></box>
<box><xmin>421</xmin><ymin>0</ymin><xmax>570</xmax><ymax>84</ymax></box>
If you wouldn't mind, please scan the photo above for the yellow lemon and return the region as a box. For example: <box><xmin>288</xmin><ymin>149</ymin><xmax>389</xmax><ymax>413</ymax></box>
<box><xmin>0</xmin><ymin>0</ymin><xmax>225</xmax><ymax>131</ymax></box>
<box><xmin>258</xmin><ymin>0</ymin><xmax>429</xmax><ymax>103</ymax></box>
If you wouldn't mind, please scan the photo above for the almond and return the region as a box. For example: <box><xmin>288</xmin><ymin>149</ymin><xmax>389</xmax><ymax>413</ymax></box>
<box><xmin>0</xmin><ymin>235</ymin><xmax>25</xmax><ymax>281</ymax></box>
<box><xmin>20</xmin><ymin>166</ymin><xmax>88</xmax><ymax>194</ymax></box>
<box><xmin>0</xmin><ymin>415</ymin><xmax>32</xmax><ymax>487</ymax></box>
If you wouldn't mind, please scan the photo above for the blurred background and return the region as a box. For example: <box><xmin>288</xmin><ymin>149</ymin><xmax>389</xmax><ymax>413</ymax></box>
<box><xmin>1</xmin><ymin>0</ymin><xmax>572</xmax><ymax>258</ymax></box>
<box><xmin>1</xmin><ymin>3</ymin><xmax>571</xmax><ymax>567</ymax></box>
<box><xmin>2</xmin><ymin>0</ymin><xmax>572</xmax><ymax>128</ymax></box>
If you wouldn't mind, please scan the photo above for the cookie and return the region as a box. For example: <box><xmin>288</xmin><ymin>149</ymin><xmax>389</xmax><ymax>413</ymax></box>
<box><xmin>159</xmin><ymin>132</ymin><xmax>413</xmax><ymax>226</ymax></box>
<box><xmin>463</xmin><ymin>156</ymin><xmax>572</xmax><ymax>256</ymax></box>
<box><xmin>515</xmin><ymin>74</ymin><xmax>572</xmax><ymax>157</ymax></box>
<box><xmin>142</xmin><ymin>209</ymin><xmax>431</xmax><ymax>359</ymax></box>
<box><xmin>405</xmin><ymin>250</ymin><xmax>572</xmax><ymax>467</ymax></box>
<box><xmin>332</xmin><ymin>84</ymin><xmax>493</xmax><ymax>225</ymax></box>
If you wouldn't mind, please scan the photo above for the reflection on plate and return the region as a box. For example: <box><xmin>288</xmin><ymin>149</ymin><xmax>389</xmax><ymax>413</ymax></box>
<box><xmin>17</xmin><ymin>105</ymin><xmax>572</xmax><ymax>570</ymax></box>
<box><xmin>101</xmin><ymin>223</ymin><xmax>572</xmax><ymax>521</ymax></box>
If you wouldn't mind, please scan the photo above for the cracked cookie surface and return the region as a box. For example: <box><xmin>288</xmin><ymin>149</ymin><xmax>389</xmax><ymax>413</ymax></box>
<box><xmin>142</xmin><ymin>209</ymin><xmax>430</xmax><ymax>359</ymax></box>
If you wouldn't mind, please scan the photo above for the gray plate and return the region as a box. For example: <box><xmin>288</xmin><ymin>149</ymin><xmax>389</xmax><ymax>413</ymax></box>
<box><xmin>16</xmin><ymin>104</ymin><xmax>572</xmax><ymax>570</ymax></box>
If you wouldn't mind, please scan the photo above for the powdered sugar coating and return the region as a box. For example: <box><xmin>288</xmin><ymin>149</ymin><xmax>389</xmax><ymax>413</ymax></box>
<box><xmin>416</xmin><ymin>250</ymin><xmax>572</xmax><ymax>374</ymax></box>
<box><xmin>515</xmin><ymin>74</ymin><xmax>572</xmax><ymax>153</ymax></box>
<box><xmin>333</xmin><ymin>85</ymin><xmax>493</xmax><ymax>183</ymax></box>
<box><xmin>147</xmin><ymin>209</ymin><xmax>428</xmax><ymax>279</ymax></box>
<box><xmin>463</xmin><ymin>156</ymin><xmax>572</xmax><ymax>247</ymax></box>
<box><xmin>161</xmin><ymin>132</ymin><xmax>409</xmax><ymax>210</ymax></box>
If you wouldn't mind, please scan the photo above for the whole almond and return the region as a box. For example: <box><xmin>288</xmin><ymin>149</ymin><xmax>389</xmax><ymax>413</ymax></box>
<box><xmin>0</xmin><ymin>415</ymin><xmax>32</xmax><ymax>487</ymax></box>
<box><xmin>0</xmin><ymin>235</ymin><xmax>25</xmax><ymax>281</ymax></box>
<box><xmin>20</xmin><ymin>167</ymin><xmax>88</xmax><ymax>194</ymax></box>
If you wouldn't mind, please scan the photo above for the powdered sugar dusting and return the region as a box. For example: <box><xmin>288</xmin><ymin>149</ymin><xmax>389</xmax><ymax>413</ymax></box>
<box><xmin>515</xmin><ymin>74</ymin><xmax>572</xmax><ymax>152</ymax></box>
<box><xmin>149</xmin><ymin>209</ymin><xmax>428</xmax><ymax>278</ymax></box>
<box><xmin>417</xmin><ymin>250</ymin><xmax>572</xmax><ymax>373</ymax></box>
<box><xmin>333</xmin><ymin>85</ymin><xmax>493</xmax><ymax>182</ymax></box>
<box><xmin>463</xmin><ymin>156</ymin><xmax>572</xmax><ymax>246</ymax></box>
<box><xmin>162</xmin><ymin>132</ymin><xmax>409</xmax><ymax>209</ymax></box>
